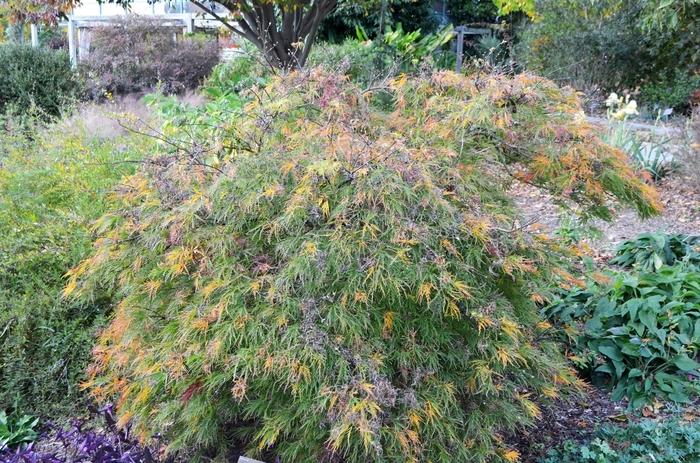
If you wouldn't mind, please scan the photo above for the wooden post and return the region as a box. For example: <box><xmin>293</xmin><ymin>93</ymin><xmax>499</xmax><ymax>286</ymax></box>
<box><xmin>186</xmin><ymin>14</ymin><xmax>194</xmax><ymax>34</ymax></box>
<box><xmin>68</xmin><ymin>18</ymin><xmax>77</xmax><ymax>68</ymax></box>
<box><xmin>30</xmin><ymin>24</ymin><xmax>40</xmax><ymax>47</ymax></box>
<box><xmin>455</xmin><ymin>26</ymin><xmax>465</xmax><ymax>73</ymax></box>
<box><xmin>78</xmin><ymin>26</ymin><xmax>92</xmax><ymax>61</ymax></box>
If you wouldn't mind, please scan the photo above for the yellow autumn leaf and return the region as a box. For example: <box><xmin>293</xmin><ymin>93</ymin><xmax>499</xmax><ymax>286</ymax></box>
<box><xmin>503</xmin><ymin>449</ymin><xmax>520</xmax><ymax>462</ymax></box>
<box><xmin>445</xmin><ymin>300</ymin><xmax>461</xmax><ymax>319</ymax></box>
<box><xmin>417</xmin><ymin>282</ymin><xmax>433</xmax><ymax>302</ymax></box>
<box><xmin>383</xmin><ymin>311</ymin><xmax>395</xmax><ymax>333</ymax></box>
<box><xmin>500</xmin><ymin>317</ymin><xmax>522</xmax><ymax>339</ymax></box>
<box><xmin>303</xmin><ymin>241</ymin><xmax>318</xmax><ymax>256</ymax></box>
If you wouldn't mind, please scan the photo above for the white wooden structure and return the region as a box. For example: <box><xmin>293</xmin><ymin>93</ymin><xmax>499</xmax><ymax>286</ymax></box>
<box><xmin>71</xmin><ymin>0</ymin><xmax>192</xmax><ymax>16</ymax></box>
<box><xmin>66</xmin><ymin>15</ymin><xmax>197</xmax><ymax>67</ymax></box>
<box><xmin>58</xmin><ymin>1</ymin><xmax>229</xmax><ymax>67</ymax></box>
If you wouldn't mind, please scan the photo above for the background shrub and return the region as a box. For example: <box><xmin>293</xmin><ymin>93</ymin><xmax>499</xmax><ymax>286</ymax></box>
<box><xmin>308</xmin><ymin>39</ymin><xmax>391</xmax><ymax>86</ymax></box>
<box><xmin>309</xmin><ymin>26</ymin><xmax>454</xmax><ymax>87</ymax></box>
<box><xmin>81</xmin><ymin>17</ymin><xmax>220</xmax><ymax>98</ymax></box>
<box><xmin>516</xmin><ymin>0</ymin><xmax>643</xmax><ymax>95</ymax></box>
<box><xmin>320</xmin><ymin>0</ymin><xmax>439</xmax><ymax>42</ymax></box>
<box><xmin>0</xmin><ymin>113</ymin><xmax>150</xmax><ymax>417</ymax></box>
<box><xmin>69</xmin><ymin>69</ymin><xmax>657</xmax><ymax>462</ymax></box>
<box><xmin>517</xmin><ymin>0</ymin><xmax>700</xmax><ymax>111</ymax></box>
<box><xmin>203</xmin><ymin>48</ymin><xmax>269</xmax><ymax>99</ymax></box>
<box><xmin>0</xmin><ymin>44</ymin><xmax>81</xmax><ymax>119</ymax></box>
<box><xmin>639</xmin><ymin>71</ymin><xmax>700</xmax><ymax>113</ymax></box>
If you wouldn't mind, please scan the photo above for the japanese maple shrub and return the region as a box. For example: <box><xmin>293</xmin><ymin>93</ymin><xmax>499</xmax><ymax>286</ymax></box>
<box><xmin>68</xmin><ymin>69</ymin><xmax>659</xmax><ymax>462</ymax></box>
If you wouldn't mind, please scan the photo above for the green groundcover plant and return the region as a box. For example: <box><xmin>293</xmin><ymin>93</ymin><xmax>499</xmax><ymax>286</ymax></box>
<box><xmin>0</xmin><ymin>113</ymin><xmax>151</xmax><ymax>416</ymax></box>
<box><xmin>611</xmin><ymin>233</ymin><xmax>700</xmax><ymax>272</ymax></box>
<box><xmin>545</xmin><ymin>259</ymin><xmax>700</xmax><ymax>409</ymax></box>
<box><xmin>541</xmin><ymin>417</ymin><xmax>700</xmax><ymax>463</ymax></box>
<box><xmin>68</xmin><ymin>69</ymin><xmax>658</xmax><ymax>462</ymax></box>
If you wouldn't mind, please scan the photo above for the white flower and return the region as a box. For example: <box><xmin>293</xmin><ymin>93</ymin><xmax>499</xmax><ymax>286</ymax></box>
<box><xmin>622</xmin><ymin>100</ymin><xmax>638</xmax><ymax>116</ymax></box>
<box><xmin>605</xmin><ymin>92</ymin><xmax>620</xmax><ymax>107</ymax></box>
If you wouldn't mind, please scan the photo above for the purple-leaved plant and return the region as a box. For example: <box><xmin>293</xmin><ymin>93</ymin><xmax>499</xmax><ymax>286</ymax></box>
<box><xmin>0</xmin><ymin>405</ymin><xmax>156</xmax><ymax>463</ymax></box>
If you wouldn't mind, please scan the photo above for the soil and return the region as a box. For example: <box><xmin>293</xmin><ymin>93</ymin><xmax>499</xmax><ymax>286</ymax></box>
<box><xmin>510</xmin><ymin>172</ymin><xmax>700</xmax><ymax>255</ymax></box>
<box><xmin>513</xmin><ymin>388</ymin><xmax>629</xmax><ymax>463</ymax></box>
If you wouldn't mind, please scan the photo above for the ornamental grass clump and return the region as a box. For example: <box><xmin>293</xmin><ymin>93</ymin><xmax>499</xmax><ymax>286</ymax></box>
<box><xmin>68</xmin><ymin>69</ymin><xmax>660</xmax><ymax>462</ymax></box>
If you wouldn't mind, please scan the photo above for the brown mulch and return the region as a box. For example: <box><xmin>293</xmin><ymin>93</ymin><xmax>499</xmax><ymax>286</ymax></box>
<box><xmin>512</xmin><ymin>388</ymin><xmax>629</xmax><ymax>462</ymax></box>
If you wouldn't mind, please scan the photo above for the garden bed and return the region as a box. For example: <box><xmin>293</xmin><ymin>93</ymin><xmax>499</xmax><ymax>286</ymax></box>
<box><xmin>513</xmin><ymin>387</ymin><xmax>628</xmax><ymax>462</ymax></box>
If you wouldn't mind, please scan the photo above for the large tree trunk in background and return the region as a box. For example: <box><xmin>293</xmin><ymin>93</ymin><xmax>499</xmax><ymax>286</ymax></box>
<box><xmin>191</xmin><ymin>0</ymin><xmax>337</xmax><ymax>69</ymax></box>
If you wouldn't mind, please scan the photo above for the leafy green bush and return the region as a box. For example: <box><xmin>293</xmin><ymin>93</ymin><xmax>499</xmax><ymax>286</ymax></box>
<box><xmin>319</xmin><ymin>0</ymin><xmax>440</xmax><ymax>42</ymax></box>
<box><xmin>517</xmin><ymin>0</ymin><xmax>643</xmax><ymax>93</ymax></box>
<box><xmin>203</xmin><ymin>51</ymin><xmax>269</xmax><ymax>100</ymax></box>
<box><xmin>545</xmin><ymin>264</ymin><xmax>700</xmax><ymax>408</ymax></box>
<box><xmin>611</xmin><ymin>233</ymin><xmax>700</xmax><ymax>272</ymax></box>
<box><xmin>639</xmin><ymin>71</ymin><xmax>700</xmax><ymax>111</ymax></box>
<box><xmin>444</xmin><ymin>0</ymin><xmax>500</xmax><ymax>24</ymax></box>
<box><xmin>308</xmin><ymin>39</ymin><xmax>391</xmax><ymax>86</ymax></box>
<box><xmin>517</xmin><ymin>0</ymin><xmax>700</xmax><ymax>111</ymax></box>
<box><xmin>0</xmin><ymin>44</ymin><xmax>81</xmax><ymax>120</ymax></box>
<box><xmin>68</xmin><ymin>69</ymin><xmax>658</xmax><ymax>462</ymax></box>
<box><xmin>310</xmin><ymin>25</ymin><xmax>453</xmax><ymax>87</ymax></box>
<box><xmin>0</xmin><ymin>113</ymin><xmax>151</xmax><ymax>417</ymax></box>
<box><xmin>0</xmin><ymin>411</ymin><xmax>38</xmax><ymax>451</ymax></box>
<box><xmin>381</xmin><ymin>23</ymin><xmax>454</xmax><ymax>69</ymax></box>
<box><xmin>541</xmin><ymin>418</ymin><xmax>700</xmax><ymax>463</ymax></box>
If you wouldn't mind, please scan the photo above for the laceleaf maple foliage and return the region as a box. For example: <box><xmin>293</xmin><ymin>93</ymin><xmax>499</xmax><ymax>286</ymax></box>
<box><xmin>67</xmin><ymin>69</ymin><xmax>659</xmax><ymax>462</ymax></box>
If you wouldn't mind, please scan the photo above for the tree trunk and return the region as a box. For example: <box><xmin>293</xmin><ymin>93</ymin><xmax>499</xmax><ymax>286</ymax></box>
<box><xmin>191</xmin><ymin>0</ymin><xmax>337</xmax><ymax>69</ymax></box>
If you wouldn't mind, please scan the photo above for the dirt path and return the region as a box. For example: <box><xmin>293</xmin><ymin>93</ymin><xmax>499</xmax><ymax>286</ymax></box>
<box><xmin>511</xmin><ymin>174</ymin><xmax>700</xmax><ymax>254</ymax></box>
<box><xmin>511</xmin><ymin>118</ymin><xmax>700</xmax><ymax>253</ymax></box>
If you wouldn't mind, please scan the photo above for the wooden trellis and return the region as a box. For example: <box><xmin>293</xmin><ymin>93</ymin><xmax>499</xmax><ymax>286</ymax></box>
<box><xmin>64</xmin><ymin>14</ymin><xmax>197</xmax><ymax>68</ymax></box>
<box><xmin>454</xmin><ymin>25</ymin><xmax>492</xmax><ymax>72</ymax></box>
